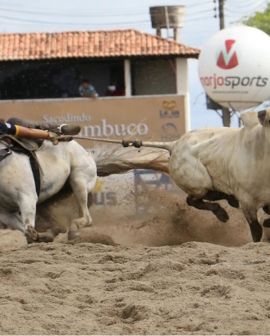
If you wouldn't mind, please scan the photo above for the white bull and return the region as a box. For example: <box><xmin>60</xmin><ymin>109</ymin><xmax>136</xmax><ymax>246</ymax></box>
<box><xmin>124</xmin><ymin>110</ymin><xmax>270</xmax><ymax>242</ymax></box>
<box><xmin>0</xmin><ymin>139</ymin><xmax>97</xmax><ymax>243</ymax></box>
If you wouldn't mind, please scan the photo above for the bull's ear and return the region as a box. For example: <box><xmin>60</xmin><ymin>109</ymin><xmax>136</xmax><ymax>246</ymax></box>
<box><xmin>258</xmin><ymin>110</ymin><xmax>267</xmax><ymax>125</ymax></box>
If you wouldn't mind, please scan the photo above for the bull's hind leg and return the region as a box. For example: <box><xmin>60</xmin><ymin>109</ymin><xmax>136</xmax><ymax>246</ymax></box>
<box><xmin>0</xmin><ymin>211</ymin><xmax>39</xmax><ymax>244</ymax></box>
<box><xmin>170</xmin><ymin>152</ymin><xmax>229</xmax><ymax>222</ymax></box>
<box><xmin>241</xmin><ymin>204</ymin><xmax>262</xmax><ymax>242</ymax></box>
<box><xmin>186</xmin><ymin>196</ymin><xmax>229</xmax><ymax>222</ymax></box>
<box><xmin>263</xmin><ymin>205</ymin><xmax>270</xmax><ymax>215</ymax></box>
<box><xmin>204</xmin><ymin>191</ymin><xmax>239</xmax><ymax>208</ymax></box>
<box><xmin>68</xmin><ymin>168</ymin><xmax>97</xmax><ymax>240</ymax></box>
<box><xmin>261</xmin><ymin>218</ymin><xmax>270</xmax><ymax>242</ymax></box>
<box><xmin>17</xmin><ymin>193</ymin><xmax>55</xmax><ymax>243</ymax></box>
<box><xmin>18</xmin><ymin>194</ymin><xmax>39</xmax><ymax>244</ymax></box>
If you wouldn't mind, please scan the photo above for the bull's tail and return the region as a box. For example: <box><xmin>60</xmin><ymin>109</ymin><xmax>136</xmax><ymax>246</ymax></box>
<box><xmin>122</xmin><ymin>140</ymin><xmax>177</xmax><ymax>152</ymax></box>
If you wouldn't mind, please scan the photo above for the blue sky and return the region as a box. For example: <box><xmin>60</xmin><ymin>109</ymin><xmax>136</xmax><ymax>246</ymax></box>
<box><xmin>0</xmin><ymin>0</ymin><xmax>268</xmax><ymax>129</ymax></box>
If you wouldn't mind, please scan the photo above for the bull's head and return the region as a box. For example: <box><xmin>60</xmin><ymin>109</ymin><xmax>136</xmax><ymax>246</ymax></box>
<box><xmin>258</xmin><ymin>109</ymin><xmax>270</xmax><ymax>127</ymax></box>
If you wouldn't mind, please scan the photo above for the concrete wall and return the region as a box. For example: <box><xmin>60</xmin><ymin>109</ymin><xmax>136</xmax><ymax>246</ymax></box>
<box><xmin>132</xmin><ymin>58</ymin><xmax>176</xmax><ymax>95</ymax></box>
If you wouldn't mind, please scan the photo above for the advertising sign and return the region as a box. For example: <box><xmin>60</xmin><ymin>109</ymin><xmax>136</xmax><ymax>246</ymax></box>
<box><xmin>199</xmin><ymin>26</ymin><xmax>270</xmax><ymax>110</ymax></box>
<box><xmin>0</xmin><ymin>95</ymin><xmax>186</xmax><ymax>212</ymax></box>
<box><xmin>0</xmin><ymin>95</ymin><xmax>186</xmax><ymax>145</ymax></box>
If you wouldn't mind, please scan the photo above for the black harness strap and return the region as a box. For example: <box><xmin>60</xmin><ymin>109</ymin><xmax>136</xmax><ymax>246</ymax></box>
<box><xmin>26</xmin><ymin>151</ymin><xmax>41</xmax><ymax>196</ymax></box>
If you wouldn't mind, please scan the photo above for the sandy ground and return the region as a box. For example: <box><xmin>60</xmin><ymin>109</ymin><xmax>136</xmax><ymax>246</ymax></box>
<box><xmin>0</xmin><ymin>187</ymin><xmax>270</xmax><ymax>334</ymax></box>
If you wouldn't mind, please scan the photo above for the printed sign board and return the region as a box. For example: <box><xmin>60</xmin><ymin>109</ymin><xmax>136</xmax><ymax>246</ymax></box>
<box><xmin>0</xmin><ymin>95</ymin><xmax>186</xmax><ymax>145</ymax></box>
<box><xmin>0</xmin><ymin>95</ymin><xmax>187</xmax><ymax>213</ymax></box>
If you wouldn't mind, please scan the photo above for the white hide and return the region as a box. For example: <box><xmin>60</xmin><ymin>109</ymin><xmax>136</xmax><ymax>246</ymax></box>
<box><xmin>137</xmin><ymin>110</ymin><xmax>270</xmax><ymax>242</ymax></box>
<box><xmin>0</xmin><ymin>140</ymin><xmax>97</xmax><ymax>242</ymax></box>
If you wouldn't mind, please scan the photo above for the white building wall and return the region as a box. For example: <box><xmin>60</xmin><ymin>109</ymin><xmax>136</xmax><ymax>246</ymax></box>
<box><xmin>176</xmin><ymin>57</ymin><xmax>190</xmax><ymax>130</ymax></box>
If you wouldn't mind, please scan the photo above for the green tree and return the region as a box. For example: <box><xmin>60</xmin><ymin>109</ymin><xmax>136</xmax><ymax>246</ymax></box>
<box><xmin>245</xmin><ymin>3</ymin><xmax>270</xmax><ymax>35</ymax></box>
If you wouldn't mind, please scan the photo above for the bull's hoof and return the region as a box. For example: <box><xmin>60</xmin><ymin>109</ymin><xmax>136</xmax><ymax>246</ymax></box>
<box><xmin>68</xmin><ymin>229</ymin><xmax>80</xmax><ymax>241</ymax></box>
<box><xmin>37</xmin><ymin>230</ymin><xmax>55</xmax><ymax>243</ymax></box>
<box><xmin>213</xmin><ymin>208</ymin><xmax>229</xmax><ymax>222</ymax></box>
<box><xmin>25</xmin><ymin>226</ymin><xmax>39</xmax><ymax>244</ymax></box>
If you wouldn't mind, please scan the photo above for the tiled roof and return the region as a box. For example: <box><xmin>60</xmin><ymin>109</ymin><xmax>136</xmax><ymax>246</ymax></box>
<box><xmin>0</xmin><ymin>29</ymin><xmax>199</xmax><ymax>61</ymax></box>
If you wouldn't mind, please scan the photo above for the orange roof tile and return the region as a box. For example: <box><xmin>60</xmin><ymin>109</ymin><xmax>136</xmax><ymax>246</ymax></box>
<box><xmin>0</xmin><ymin>29</ymin><xmax>199</xmax><ymax>61</ymax></box>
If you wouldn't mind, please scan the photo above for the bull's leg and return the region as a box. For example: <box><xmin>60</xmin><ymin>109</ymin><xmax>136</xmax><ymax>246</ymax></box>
<box><xmin>66</xmin><ymin>142</ymin><xmax>97</xmax><ymax>240</ymax></box>
<box><xmin>261</xmin><ymin>218</ymin><xmax>270</xmax><ymax>242</ymax></box>
<box><xmin>186</xmin><ymin>196</ymin><xmax>229</xmax><ymax>222</ymax></box>
<box><xmin>17</xmin><ymin>193</ymin><xmax>55</xmax><ymax>243</ymax></box>
<box><xmin>257</xmin><ymin>207</ymin><xmax>270</xmax><ymax>242</ymax></box>
<box><xmin>171</xmin><ymin>152</ymin><xmax>229</xmax><ymax>221</ymax></box>
<box><xmin>0</xmin><ymin>211</ymin><xmax>27</xmax><ymax>239</ymax></box>
<box><xmin>70</xmin><ymin>178</ymin><xmax>92</xmax><ymax>227</ymax></box>
<box><xmin>226</xmin><ymin>195</ymin><xmax>239</xmax><ymax>208</ymax></box>
<box><xmin>241</xmin><ymin>205</ymin><xmax>262</xmax><ymax>242</ymax></box>
<box><xmin>204</xmin><ymin>191</ymin><xmax>239</xmax><ymax>208</ymax></box>
<box><xmin>37</xmin><ymin>229</ymin><xmax>60</xmax><ymax>243</ymax></box>
<box><xmin>248</xmin><ymin>219</ymin><xmax>262</xmax><ymax>243</ymax></box>
<box><xmin>68</xmin><ymin>170</ymin><xmax>96</xmax><ymax>240</ymax></box>
<box><xmin>263</xmin><ymin>205</ymin><xmax>270</xmax><ymax>215</ymax></box>
<box><xmin>18</xmin><ymin>194</ymin><xmax>39</xmax><ymax>244</ymax></box>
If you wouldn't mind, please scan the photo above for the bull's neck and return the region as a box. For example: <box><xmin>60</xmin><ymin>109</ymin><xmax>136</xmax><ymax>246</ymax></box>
<box><xmin>251</xmin><ymin>125</ymin><xmax>270</xmax><ymax>155</ymax></box>
<box><xmin>260</xmin><ymin>126</ymin><xmax>270</xmax><ymax>142</ymax></box>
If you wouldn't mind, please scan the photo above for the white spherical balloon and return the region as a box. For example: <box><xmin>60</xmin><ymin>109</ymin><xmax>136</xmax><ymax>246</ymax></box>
<box><xmin>198</xmin><ymin>25</ymin><xmax>270</xmax><ymax>110</ymax></box>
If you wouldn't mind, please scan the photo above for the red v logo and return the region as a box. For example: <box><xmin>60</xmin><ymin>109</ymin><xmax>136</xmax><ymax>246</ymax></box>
<box><xmin>217</xmin><ymin>39</ymin><xmax>238</xmax><ymax>69</ymax></box>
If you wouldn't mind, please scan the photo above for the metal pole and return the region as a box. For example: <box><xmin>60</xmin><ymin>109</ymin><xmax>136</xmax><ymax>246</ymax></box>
<box><xmin>164</xmin><ymin>6</ymin><xmax>170</xmax><ymax>38</ymax></box>
<box><xmin>218</xmin><ymin>0</ymin><xmax>231</xmax><ymax>127</ymax></box>
<box><xmin>218</xmin><ymin>0</ymin><xmax>225</xmax><ymax>29</ymax></box>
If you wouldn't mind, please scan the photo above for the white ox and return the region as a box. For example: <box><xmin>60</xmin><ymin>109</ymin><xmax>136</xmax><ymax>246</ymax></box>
<box><xmin>124</xmin><ymin>110</ymin><xmax>270</xmax><ymax>242</ymax></box>
<box><xmin>0</xmin><ymin>139</ymin><xmax>97</xmax><ymax>243</ymax></box>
